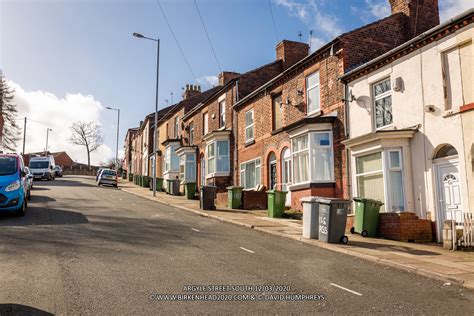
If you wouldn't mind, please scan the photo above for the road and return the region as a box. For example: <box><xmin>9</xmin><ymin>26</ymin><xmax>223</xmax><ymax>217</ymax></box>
<box><xmin>0</xmin><ymin>176</ymin><xmax>473</xmax><ymax>315</ymax></box>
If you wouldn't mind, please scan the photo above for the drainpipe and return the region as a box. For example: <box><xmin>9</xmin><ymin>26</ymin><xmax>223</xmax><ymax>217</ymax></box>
<box><xmin>232</xmin><ymin>80</ymin><xmax>239</xmax><ymax>186</ymax></box>
<box><xmin>343</xmin><ymin>81</ymin><xmax>352</xmax><ymax>201</ymax></box>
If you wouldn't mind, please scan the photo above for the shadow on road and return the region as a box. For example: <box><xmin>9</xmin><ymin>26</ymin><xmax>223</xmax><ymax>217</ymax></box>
<box><xmin>34</xmin><ymin>177</ymin><xmax>96</xmax><ymax>188</ymax></box>
<box><xmin>31</xmin><ymin>186</ymin><xmax>50</xmax><ymax>191</ymax></box>
<box><xmin>28</xmin><ymin>195</ymin><xmax>57</xmax><ymax>204</ymax></box>
<box><xmin>0</xmin><ymin>304</ymin><xmax>53</xmax><ymax>316</ymax></box>
<box><xmin>0</xmin><ymin>206</ymin><xmax>89</xmax><ymax>226</ymax></box>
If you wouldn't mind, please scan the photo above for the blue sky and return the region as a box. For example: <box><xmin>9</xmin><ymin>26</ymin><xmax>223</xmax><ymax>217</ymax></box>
<box><xmin>1</xmin><ymin>0</ymin><xmax>472</xmax><ymax>164</ymax></box>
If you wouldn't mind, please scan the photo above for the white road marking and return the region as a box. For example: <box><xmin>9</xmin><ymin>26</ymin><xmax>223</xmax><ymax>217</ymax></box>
<box><xmin>239</xmin><ymin>247</ymin><xmax>255</xmax><ymax>254</ymax></box>
<box><xmin>191</xmin><ymin>228</ymin><xmax>200</xmax><ymax>232</ymax></box>
<box><xmin>330</xmin><ymin>283</ymin><xmax>362</xmax><ymax>296</ymax></box>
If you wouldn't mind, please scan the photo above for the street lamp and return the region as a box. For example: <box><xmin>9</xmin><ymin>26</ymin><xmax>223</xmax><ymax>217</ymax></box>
<box><xmin>106</xmin><ymin>107</ymin><xmax>120</xmax><ymax>171</ymax></box>
<box><xmin>45</xmin><ymin>128</ymin><xmax>53</xmax><ymax>156</ymax></box>
<box><xmin>133</xmin><ymin>32</ymin><xmax>160</xmax><ymax>197</ymax></box>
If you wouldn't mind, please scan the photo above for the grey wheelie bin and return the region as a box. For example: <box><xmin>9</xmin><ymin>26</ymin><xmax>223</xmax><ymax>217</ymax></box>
<box><xmin>317</xmin><ymin>197</ymin><xmax>351</xmax><ymax>244</ymax></box>
<box><xmin>167</xmin><ymin>179</ymin><xmax>180</xmax><ymax>196</ymax></box>
<box><xmin>301</xmin><ymin>197</ymin><xmax>320</xmax><ymax>239</ymax></box>
<box><xmin>200</xmin><ymin>185</ymin><xmax>217</xmax><ymax>210</ymax></box>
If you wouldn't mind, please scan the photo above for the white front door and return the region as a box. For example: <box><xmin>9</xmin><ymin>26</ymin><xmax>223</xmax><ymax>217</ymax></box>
<box><xmin>201</xmin><ymin>157</ymin><xmax>206</xmax><ymax>188</ymax></box>
<box><xmin>281</xmin><ymin>148</ymin><xmax>292</xmax><ymax>207</ymax></box>
<box><xmin>436</xmin><ymin>161</ymin><xmax>463</xmax><ymax>241</ymax></box>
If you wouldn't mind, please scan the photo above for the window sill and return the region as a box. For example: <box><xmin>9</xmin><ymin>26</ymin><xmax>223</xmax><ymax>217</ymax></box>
<box><xmin>245</xmin><ymin>139</ymin><xmax>255</xmax><ymax>147</ymax></box>
<box><xmin>289</xmin><ymin>181</ymin><xmax>335</xmax><ymax>191</ymax></box>
<box><xmin>271</xmin><ymin>128</ymin><xmax>283</xmax><ymax>136</ymax></box>
<box><xmin>206</xmin><ymin>171</ymin><xmax>230</xmax><ymax>179</ymax></box>
<box><xmin>306</xmin><ymin>110</ymin><xmax>322</xmax><ymax>118</ymax></box>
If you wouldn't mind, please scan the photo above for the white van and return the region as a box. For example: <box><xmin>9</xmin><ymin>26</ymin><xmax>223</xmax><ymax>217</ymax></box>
<box><xmin>29</xmin><ymin>156</ymin><xmax>56</xmax><ymax>181</ymax></box>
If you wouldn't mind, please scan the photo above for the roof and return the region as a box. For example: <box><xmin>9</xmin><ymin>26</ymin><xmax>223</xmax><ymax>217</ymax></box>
<box><xmin>183</xmin><ymin>59</ymin><xmax>283</xmax><ymax>119</ymax></box>
<box><xmin>341</xmin><ymin>9</ymin><xmax>474</xmax><ymax>82</ymax></box>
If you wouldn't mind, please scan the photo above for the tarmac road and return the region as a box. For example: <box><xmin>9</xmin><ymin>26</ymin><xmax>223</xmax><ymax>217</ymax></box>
<box><xmin>0</xmin><ymin>176</ymin><xmax>473</xmax><ymax>315</ymax></box>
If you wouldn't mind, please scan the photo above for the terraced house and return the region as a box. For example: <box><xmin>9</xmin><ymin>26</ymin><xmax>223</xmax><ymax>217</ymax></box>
<box><xmin>233</xmin><ymin>0</ymin><xmax>440</xmax><ymax>210</ymax></box>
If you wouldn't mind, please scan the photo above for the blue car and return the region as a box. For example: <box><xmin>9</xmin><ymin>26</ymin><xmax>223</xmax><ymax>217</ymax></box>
<box><xmin>0</xmin><ymin>154</ymin><xmax>28</xmax><ymax>216</ymax></box>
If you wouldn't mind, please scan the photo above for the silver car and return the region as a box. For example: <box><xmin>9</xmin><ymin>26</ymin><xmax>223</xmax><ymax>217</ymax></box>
<box><xmin>97</xmin><ymin>169</ymin><xmax>117</xmax><ymax>188</ymax></box>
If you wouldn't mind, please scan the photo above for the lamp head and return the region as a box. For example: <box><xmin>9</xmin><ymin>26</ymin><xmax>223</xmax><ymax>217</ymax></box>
<box><xmin>133</xmin><ymin>32</ymin><xmax>144</xmax><ymax>38</ymax></box>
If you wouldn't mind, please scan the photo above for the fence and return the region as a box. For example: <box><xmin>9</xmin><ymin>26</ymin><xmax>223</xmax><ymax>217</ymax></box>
<box><xmin>457</xmin><ymin>213</ymin><xmax>473</xmax><ymax>248</ymax></box>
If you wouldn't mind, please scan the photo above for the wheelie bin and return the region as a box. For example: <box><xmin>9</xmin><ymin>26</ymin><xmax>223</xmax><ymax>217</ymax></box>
<box><xmin>142</xmin><ymin>176</ymin><xmax>150</xmax><ymax>188</ymax></box>
<box><xmin>184</xmin><ymin>182</ymin><xmax>197</xmax><ymax>199</ymax></box>
<box><xmin>351</xmin><ymin>197</ymin><xmax>383</xmax><ymax>237</ymax></box>
<box><xmin>317</xmin><ymin>197</ymin><xmax>351</xmax><ymax>244</ymax></box>
<box><xmin>128</xmin><ymin>173</ymin><xmax>133</xmax><ymax>182</ymax></box>
<box><xmin>227</xmin><ymin>186</ymin><xmax>243</xmax><ymax>209</ymax></box>
<box><xmin>267</xmin><ymin>190</ymin><xmax>288</xmax><ymax>218</ymax></box>
<box><xmin>301</xmin><ymin>197</ymin><xmax>320</xmax><ymax>239</ymax></box>
<box><xmin>149</xmin><ymin>177</ymin><xmax>164</xmax><ymax>191</ymax></box>
<box><xmin>167</xmin><ymin>179</ymin><xmax>180</xmax><ymax>196</ymax></box>
<box><xmin>200</xmin><ymin>186</ymin><xmax>217</xmax><ymax>210</ymax></box>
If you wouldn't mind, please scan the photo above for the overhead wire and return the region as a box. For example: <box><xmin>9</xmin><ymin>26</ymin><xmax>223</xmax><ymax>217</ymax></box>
<box><xmin>268</xmin><ymin>0</ymin><xmax>279</xmax><ymax>43</ymax></box>
<box><xmin>193</xmin><ymin>0</ymin><xmax>222</xmax><ymax>73</ymax></box>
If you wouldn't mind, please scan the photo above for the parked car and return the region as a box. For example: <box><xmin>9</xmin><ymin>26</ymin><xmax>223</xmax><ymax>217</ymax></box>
<box><xmin>29</xmin><ymin>156</ymin><xmax>56</xmax><ymax>181</ymax></box>
<box><xmin>96</xmin><ymin>168</ymin><xmax>104</xmax><ymax>181</ymax></box>
<box><xmin>97</xmin><ymin>169</ymin><xmax>118</xmax><ymax>187</ymax></box>
<box><xmin>24</xmin><ymin>166</ymin><xmax>33</xmax><ymax>200</ymax></box>
<box><xmin>54</xmin><ymin>165</ymin><xmax>63</xmax><ymax>177</ymax></box>
<box><xmin>0</xmin><ymin>154</ymin><xmax>28</xmax><ymax>216</ymax></box>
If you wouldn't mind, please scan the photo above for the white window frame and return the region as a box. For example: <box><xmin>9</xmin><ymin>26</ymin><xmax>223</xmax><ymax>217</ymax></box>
<box><xmin>240</xmin><ymin>158</ymin><xmax>261</xmax><ymax>189</ymax></box>
<box><xmin>179</xmin><ymin>153</ymin><xmax>196</xmax><ymax>182</ymax></box>
<box><xmin>306</xmin><ymin>71</ymin><xmax>320</xmax><ymax>115</ymax></box>
<box><xmin>203</xmin><ymin>113</ymin><xmax>209</xmax><ymax>135</ymax></box>
<box><xmin>245</xmin><ymin>109</ymin><xmax>254</xmax><ymax>143</ymax></box>
<box><xmin>372</xmin><ymin>78</ymin><xmax>393</xmax><ymax>130</ymax></box>
<box><xmin>206</xmin><ymin>140</ymin><xmax>230</xmax><ymax>177</ymax></box>
<box><xmin>189</xmin><ymin>121</ymin><xmax>194</xmax><ymax>145</ymax></box>
<box><xmin>219</xmin><ymin>100</ymin><xmax>226</xmax><ymax>128</ymax></box>
<box><xmin>174</xmin><ymin>116</ymin><xmax>179</xmax><ymax>138</ymax></box>
<box><xmin>291</xmin><ymin>130</ymin><xmax>334</xmax><ymax>185</ymax></box>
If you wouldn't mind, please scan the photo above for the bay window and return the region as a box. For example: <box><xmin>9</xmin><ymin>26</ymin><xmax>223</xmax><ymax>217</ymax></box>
<box><xmin>164</xmin><ymin>145</ymin><xmax>179</xmax><ymax>173</ymax></box>
<box><xmin>206</xmin><ymin>140</ymin><xmax>230</xmax><ymax>176</ymax></box>
<box><xmin>240</xmin><ymin>158</ymin><xmax>261</xmax><ymax>189</ymax></box>
<box><xmin>245</xmin><ymin>109</ymin><xmax>254</xmax><ymax>143</ymax></box>
<box><xmin>355</xmin><ymin>149</ymin><xmax>405</xmax><ymax>212</ymax></box>
<box><xmin>373</xmin><ymin>78</ymin><xmax>392</xmax><ymax>129</ymax></box>
<box><xmin>292</xmin><ymin>131</ymin><xmax>333</xmax><ymax>185</ymax></box>
<box><xmin>306</xmin><ymin>72</ymin><xmax>320</xmax><ymax>114</ymax></box>
<box><xmin>179</xmin><ymin>153</ymin><xmax>196</xmax><ymax>182</ymax></box>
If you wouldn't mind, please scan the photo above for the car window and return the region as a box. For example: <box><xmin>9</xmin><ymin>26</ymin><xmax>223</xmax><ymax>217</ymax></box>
<box><xmin>102</xmin><ymin>170</ymin><xmax>116</xmax><ymax>176</ymax></box>
<box><xmin>30</xmin><ymin>161</ymin><xmax>49</xmax><ymax>169</ymax></box>
<box><xmin>0</xmin><ymin>157</ymin><xmax>17</xmax><ymax>176</ymax></box>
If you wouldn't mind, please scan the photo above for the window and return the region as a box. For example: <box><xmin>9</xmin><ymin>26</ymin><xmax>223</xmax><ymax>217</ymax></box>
<box><xmin>219</xmin><ymin>100</ymin><xmax>226</xmax><ymax>128</ymax></box>
<box><xmin>164</xmin><ymin>145</ymin><xmax>179</xmax><ymax>172</ymax></box>
<box><xmin>203</xmin><ymin>113</ymin><xmax>209</xmax><ymax>135</ymax></box>
<box><xmin>272</xmin><ymin>94</ymin><xmax>283</xmax><ymax>130</ymax></box>
<box><xmin>355</xmin><ymin>149</ymin><xmax>406</xmax><ymax>212</ymax></box>
<box><xmin>442</xmin><ymin>42</ymin><xmax>473</xmax><ymax>110</ymax></box>
<box><xmin>306</xmin><ymin>72</ymin><xmax>320</xmax><ymax>114</ymax></box>
<box><xmin>179</xmin><ymin>153</ymin><xmax>196</xmax><ymax>181</ymax></box>
<box><xmin>240</xmin><ymin>159</ymin><xmax>261</xmax><ymax>189</ymax></box>
<box><xmin>291</xmin><ymin>131</ymin><xmax>334</xmax><ymax>185</ymax></box>
<box><xmin>189</xmin><ymin>121</ymin><xmax>194</xmax><ymax>145</ymax></box>
<box><xmin>434</xmin><ymin>144</ymin><xmax>458</xmax><ymax>159</ymax></box>
<box><xmin>245</xmin><ymin>110</ymin><xmax>254</xmax><ymax>142</ymax></box>
<box><xmin>206</xmin><ymin>140</ymin><xmax>230</xmax><ymax>176</ymax></box>
<box><xmin>373</xmin><ymin>78</ymin><xmax>392</xmax><ymax>129</ymax></box>
<box><xmin>174</xmin><ymin>116</ymin><xmax>179</xmax><ymax>138</ymax></box>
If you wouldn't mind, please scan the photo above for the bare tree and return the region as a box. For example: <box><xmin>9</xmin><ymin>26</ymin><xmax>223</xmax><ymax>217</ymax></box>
<box><xmin>0</xmin><ymin>75</ymin><xmax>20</xmax><ymax>151</ymax></box>
<box><xmin>69</xmin><ymin>121</ymin><xmax>104</xmax><ymax>168</ymax></box>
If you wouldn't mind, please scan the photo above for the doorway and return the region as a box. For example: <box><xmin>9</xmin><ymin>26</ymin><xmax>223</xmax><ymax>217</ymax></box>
<box><xmin>281</xmin><ymin>148</ymin><xmax>292</xmax><ymax>207</ymax></box>
<box><xmin>268</xmin><ymin>152</ymin><xmax>277</xmax><ymax>190</ymax></box>
<box><xmin>200</xmin><ymin>153</ymin><xmax>206</xmax><ymax>188</ymax></box>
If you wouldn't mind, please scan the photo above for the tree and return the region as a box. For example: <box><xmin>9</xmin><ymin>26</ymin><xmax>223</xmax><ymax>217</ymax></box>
<box><xmin>0</xmin><ymin>75</ymin><xmax>20</xmax><ymax>152</ymax></box>
<box><xmin>69</xmin><ymin>121</ymin><xmax>104</xmax><ymax>168</ymax></box>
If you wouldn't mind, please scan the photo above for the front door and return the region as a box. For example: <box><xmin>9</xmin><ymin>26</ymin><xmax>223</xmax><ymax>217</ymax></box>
<box><xmin>269</xmin><ymin>162</ymin><xmax>277</xmax><ymax>190</ymax></box>
<box><xmin>200</xmin><ymin>155</ymin><xmax>206</xmax><ymax>188</ymax></box>
<box><xmin>436</xmin><ymin>161</ymin><xmax>463</xmax><ymax>241</ymax></box>
<box><xmin>281</xmin><ymin>148</ymin><xmax>292</xmax><ymax>207</ymax></box>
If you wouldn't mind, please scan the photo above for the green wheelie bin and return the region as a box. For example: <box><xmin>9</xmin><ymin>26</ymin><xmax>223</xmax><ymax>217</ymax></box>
<box><xmin>184</xmin><ymin>182</ymin><xmax>197</xmax><ymax>199</ymax></box>
<box><xmin>351</xmin><ymin>197</ymin><xmax>384</xmax><ymax>237</ymax></box>
<box><xmin>227</xmin><ymin>186</ymin><xmax>243</xmax><ymax>209</ymax></box>
<box><xmin>142</xmin><ymin>176</ymin><xmax>150</xmax><ymax>188</ymax></box>
<box><xmin>267</xmin><ymin>190</ymin><xmax>288</xmax><ymax>218</ymax></box>
<box><xmin>128</xmin><ymin>173</ymin><xmax>133</xmax><ymax>182</ymax></box>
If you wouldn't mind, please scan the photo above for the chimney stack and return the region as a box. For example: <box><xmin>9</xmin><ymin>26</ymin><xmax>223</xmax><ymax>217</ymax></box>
<box><xmin>182</xmin><ymin>84</ymin><xmax>202</xmax><ymax>100</ymax></box>
<box><xmin>388</xmin><ymin>0</ymin><xmax>439</xmax><ymax>37</ymax></box>
<box><xmin>276</xmin><ymin>40</ymin><xmax>309</xmax><ymax>70</ymax></box>
<box><xmin>218</xmin><ymin>71</ymin><xmax>240</xmax><ymax>86</ymax></box>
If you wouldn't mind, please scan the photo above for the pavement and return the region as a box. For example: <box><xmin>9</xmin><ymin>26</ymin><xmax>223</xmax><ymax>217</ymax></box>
<box><xmin>1</xmin><ymin>176</ymin><xmax>473</xmax><ymax>315</ymax></box>
<box><xmin>120</xmin><ymin>179</ymin><xmax>474</xmax><ymax>291</ymax></box>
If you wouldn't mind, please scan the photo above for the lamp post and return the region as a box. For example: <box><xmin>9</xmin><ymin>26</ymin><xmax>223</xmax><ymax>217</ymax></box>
<box><xmin>133</xmin><ymin>32</ymin><xmax>160</xmax><ymax>197</ymax></box>
<box><xmin>45</xmin><ymin>128</ymin><xmax>53</xmax><ymax>155</ymax></box>
<box><xmin>106</xmin><ymin>107</ymin><xmax>120</xmax><ymax>171</ymax></box>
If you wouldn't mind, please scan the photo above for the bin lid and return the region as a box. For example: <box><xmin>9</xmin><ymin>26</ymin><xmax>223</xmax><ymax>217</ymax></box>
<box><xmin>353</xmin><ymin>197</ymin><xmax>384</xmax><ymax>205</ymax></box>
<box><xmin>300</xmin><ymin>196</ymin><xmax>320</xmax><ymax>203</ymax></box>
<box><xmin>267</xmin><ymin>190</ymin><xmax>288</xmax><ymax>194</ymax></box>
<box><xmin>312</xmin><ymin>197</ymin><xmax>350</xmax><ymax>205</ymax></box>
<box><xmin>226</xmin><ymin>186</ymin><xmax>244</xmax><ymax>190</ymax></box>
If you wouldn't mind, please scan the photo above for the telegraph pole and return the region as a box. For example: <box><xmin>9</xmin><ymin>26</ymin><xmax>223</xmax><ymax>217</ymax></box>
<box><xmin>22</xmin><ymin>117</ymin><xmax>26</xmax><ymax>155</ymax></box>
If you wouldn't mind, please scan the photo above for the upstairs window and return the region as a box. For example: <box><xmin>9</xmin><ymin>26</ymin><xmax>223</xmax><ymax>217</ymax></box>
<box><xmin>189</xmin><ymin>121</ymin><xmax>194</xmax><ymax>145</ymax></box>
<box><xmin>272</xmin><ymin>94</ymin><xmax>283</xmax><ymax>130</ymax></box>
<box><xmin>203</xmin><ymin>112</ymin><xmax>209</xmax><ymax>135</ymax></box>
<box><xmin>245</xmin><ymin>109</ymin><xmax>254</xmax><ymax>143</ymax></box>
<box><xmin>373</xmin><ymin>78</ymin><xmax>392</xmax><ymax>129</ymax></box>
<box><xmin>306</xmin><ymin>72</ymin><xmax>320</xmax><ymax>115</ymax></box>
<box><xmin>174</xmin><ymin>116</ymin><xmax>179</xmax><ymax>138</ymax></box>
<box><xmin>219</xmin><ymin>100</ymin><xmax>226</xmax><ymax>128</ymax></box>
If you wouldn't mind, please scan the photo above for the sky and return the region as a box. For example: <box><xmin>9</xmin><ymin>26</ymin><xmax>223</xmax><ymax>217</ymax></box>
<box><xmin>1</xmin><ymin>0</ymin><xmax>473</xmax><ymax>165</ymax></box>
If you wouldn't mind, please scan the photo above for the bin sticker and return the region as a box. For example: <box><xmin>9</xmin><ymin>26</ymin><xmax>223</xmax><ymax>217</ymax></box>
<box><xmin>319</xmin><ymin>215</ymin><xmax>328</xmax><ymax>235</ymax></box>
<box><xmin>336</xmin><ymin>208</ymin><xmax>345</xmax><ymax>215</ymax></box>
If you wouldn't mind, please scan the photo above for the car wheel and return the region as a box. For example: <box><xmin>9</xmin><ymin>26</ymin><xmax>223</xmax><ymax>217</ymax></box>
<box><xmin>16</xmin><ymin>200</ymin><xmax>26</xmax><ymax>217</ymax></box>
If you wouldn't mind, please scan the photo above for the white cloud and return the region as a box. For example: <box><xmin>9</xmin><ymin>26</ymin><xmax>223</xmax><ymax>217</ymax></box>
<box><xmin>274</xmin><ymin>0</ymin><xmax>343</xmax><ymax>51</ymax></box>
<box><xmin>440</xmin><ymin>0</ymin><xmax>474</xmax><ymax>21</ymax></box>
<box><xmin>9</xmin><ymin>80</ymin><xmax>113</xmax><ymax>165</ymax></box>
<box><xmin>197</xmin><ymin>75</ymin><xmax>218</xmax><ymax>89</ymax></box>
<box><xmin>351</xmin><ymin>0</ymin><xmax>390</xmax><ymax>23</ymax></box>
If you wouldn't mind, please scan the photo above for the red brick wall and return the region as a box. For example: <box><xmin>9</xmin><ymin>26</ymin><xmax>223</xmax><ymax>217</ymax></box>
<box><xmin>54</xmin><ymin>152</ymin><xmax>74</xmax><ymax>168</ymax></box>
<box><xmin>242</xmin><ymin>190</ymin><xmax>267</xmax><ymax>210</ymax></box>
<box><xmin>378</xmin><ymin>212</ymin><xmax>433</xmax><ymax>242</ymax></box>
<box><xmin>276</xmin><ymin>40</ymin><xmax>309</xmax><ymax>70</ymax></box>
<box><xmin>389</xmin><ymin>0</ymin><xmax>439</xmax><ymax>37</ymax></box>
